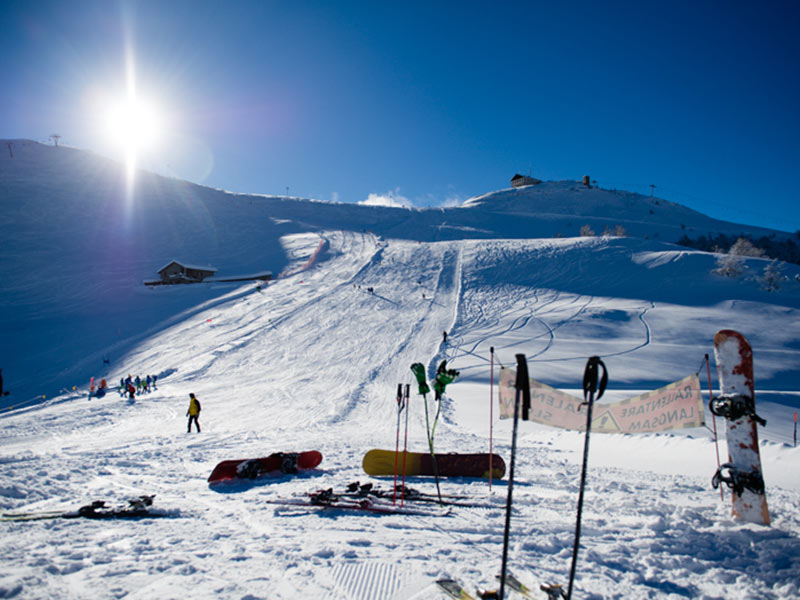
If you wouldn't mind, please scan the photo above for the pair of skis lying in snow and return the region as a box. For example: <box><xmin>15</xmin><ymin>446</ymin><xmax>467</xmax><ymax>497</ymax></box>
<box><xmin>268</xmin><ymin>486</ymin><xmax>452</xmax><ymax>516</ymax></box>
<box><xmin>266</xmin><ymin>481</ymin><xmax>496</xmax><ymax>516</ymax></box>
<box><xmin>1</xmin><ymin>495</ymin><xmax>170</xmax><ymax>522</ymax></box>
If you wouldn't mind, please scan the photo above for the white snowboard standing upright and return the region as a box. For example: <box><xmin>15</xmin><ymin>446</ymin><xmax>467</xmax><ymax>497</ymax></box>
<box><xmin>713</xmin><ymin>329</ymin><xmax>770</xmax><ymax>525</ymax></box>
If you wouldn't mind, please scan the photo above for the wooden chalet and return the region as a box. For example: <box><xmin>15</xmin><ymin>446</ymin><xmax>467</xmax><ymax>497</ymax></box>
<box><xmin>511</xmin><ymin>174</ymin><xmax>542</xmax><ymax>188</ymax></box>
<box><xmin>156</xmin><ymin>260</ymin><xmax>218</xmax><ymax>284</ymax></box>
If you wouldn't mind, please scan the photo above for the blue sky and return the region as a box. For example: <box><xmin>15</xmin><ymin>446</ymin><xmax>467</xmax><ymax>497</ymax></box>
<box><xmin>2</xmin><ymin>0</ymin><xmax>799</xmax><ymax>231</ymax></box>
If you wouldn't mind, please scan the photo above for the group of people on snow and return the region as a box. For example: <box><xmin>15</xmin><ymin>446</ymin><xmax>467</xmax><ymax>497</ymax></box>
<box><xmin>118</xmin><ymin>374</ymin><xmax>158</xmax><ymax>398</ymax></box>
<box><xmin>81</xmin><ymin>371</ymin><xmax>202</xmax><ymax>434</ymax></box>
<box><xmin>89</xmin><ymin>378</ymin><xmax>109</xmax><ymax>398</ymax></box>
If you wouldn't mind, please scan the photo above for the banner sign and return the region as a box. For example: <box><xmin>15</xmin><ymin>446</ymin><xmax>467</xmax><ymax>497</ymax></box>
<box><xmin>498</xmin><ymin>369</ymin><xmax>704</xmax><ymax>433</ymax></box>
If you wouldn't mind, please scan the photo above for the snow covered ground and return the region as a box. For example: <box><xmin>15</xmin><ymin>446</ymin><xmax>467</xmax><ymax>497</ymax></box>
<box><xmin>1</xmin><ymin>141</ymin><xmax>799</xmax><ymax>599</ymax></box>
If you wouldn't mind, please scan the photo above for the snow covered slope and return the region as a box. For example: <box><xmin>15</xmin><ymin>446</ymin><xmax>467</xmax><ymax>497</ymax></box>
<box><xmin>1</xmin><ymin>140</ymin><xmax>799</xmax><ymax>599</ymax></box>
<box><xmin>461</xmin><ymin>182</ymin><xmax>785</xmax><ymax>241</ymax></box>
<box><xmin>1</xmin><ymin>140</ymin><xmax>794</xmax><ymax>404</ymax></box>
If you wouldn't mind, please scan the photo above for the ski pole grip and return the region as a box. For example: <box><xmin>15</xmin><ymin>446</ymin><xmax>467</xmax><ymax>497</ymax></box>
<box><xmin>514</xmin><ymin>354</ymin><xmax>529</xmax><ymax>390</ymax></box>
<box><xmin>515</xmin><ymin>354</ymin><xmax>531</xmax><ymax>421</ymax></box>
<box><xmin>583</xmin><ymin>356</ymin><xmax>608</xmax><ymax>403</ymax></box>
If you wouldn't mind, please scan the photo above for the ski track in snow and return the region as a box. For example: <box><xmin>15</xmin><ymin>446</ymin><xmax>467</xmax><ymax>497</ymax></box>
<box><xmin>2</xmin><ymin>231</ymin><xmax>800</xmax><ymax>598</ymax></box>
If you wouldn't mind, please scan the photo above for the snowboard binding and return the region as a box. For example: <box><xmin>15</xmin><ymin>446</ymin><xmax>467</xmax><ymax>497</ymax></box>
<box><xmin>236</xmin><ymin>459</ymin><xmax>262</xmax><ymax>479</ymax></box>
<box><xmin>279</xmin><ymin>453</ymin><xmax>299</xmax><ymax>474</ymax></box>
<box><xmin>712</xmin><ymin>463</ymin><xmax>766</xmax><ymax>496</ymax></box>
<box><xmin>709</xmin><ymin>394</ymin><xmax>766</xmax><ymax>426</ymax></box>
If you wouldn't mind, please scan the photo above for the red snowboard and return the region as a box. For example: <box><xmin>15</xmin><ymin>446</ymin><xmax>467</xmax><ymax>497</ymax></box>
<box><xmin>208</xmin><ymin>451</ymin><xmax>322</xmax><ymax>483</ymax></box>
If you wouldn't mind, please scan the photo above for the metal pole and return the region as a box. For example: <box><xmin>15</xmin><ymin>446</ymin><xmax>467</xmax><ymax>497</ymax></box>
<box><xmin>393</xmin><ymin>383</ymin><xmax>403</xmax><ymax>505</ymax></box>
<box><xmin>705</xmin><ymin>354</ymin><xmax>724</xmax><ymax>501</ymax></box>
<box><xmin>401</xmin><ymin>384</ymin><xmax>410</xmax><ymax>506</ymax></box>
<box><xmin>490</xmin><ymin>346</ymin><xmax>495</xmax><ymax>492</ymax></box>
<box><xmin>567</xmin><ymin>356</ymin><xmax>606</xmax><ymax>600</ymax></box>
<box><xmin>499</xmin><ymin>354</ymin><xmax>529</xmax><ymax>600</ymax></box>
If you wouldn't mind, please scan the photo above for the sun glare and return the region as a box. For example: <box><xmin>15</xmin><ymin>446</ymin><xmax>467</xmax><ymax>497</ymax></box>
<box><xmin>104</xmin><ymin>96</ymin><xmax>161</xmax><ymax>154</ymax></box>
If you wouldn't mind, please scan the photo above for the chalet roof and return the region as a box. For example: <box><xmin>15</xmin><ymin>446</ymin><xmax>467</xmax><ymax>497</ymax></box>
<box><xmin>510</xmin><ymin>174</ymin><xmax>542</xmax><ymax>185</ymax></box>
<box><xmin>157</xmin><ymin>260</ymin><xmax>218</xmax><ymax>274</ymax></box>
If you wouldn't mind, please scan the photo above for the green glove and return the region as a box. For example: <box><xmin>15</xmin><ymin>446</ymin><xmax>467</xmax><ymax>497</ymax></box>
<box><xmin>410</xmin><ymin>363</ymin><xmax>431</xmax><ymax>396</ymax></box>
<box><xmin>433</xmin><ymin>360</ymin><xmax>459</xmax><ymax>400</ymax></box>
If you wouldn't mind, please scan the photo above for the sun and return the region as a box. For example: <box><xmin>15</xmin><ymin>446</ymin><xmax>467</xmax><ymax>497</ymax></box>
<box><xmin>104</xmin><ymin>95</ymin><xmax>162</xmax><ymax>156</ymax></box>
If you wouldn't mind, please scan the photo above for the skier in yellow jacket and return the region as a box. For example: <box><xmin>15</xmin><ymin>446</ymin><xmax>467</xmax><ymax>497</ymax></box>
<box><xmin>186</xmin><ymin>393</ymin><xmax>201</xmax><ymax>433</ymax></box>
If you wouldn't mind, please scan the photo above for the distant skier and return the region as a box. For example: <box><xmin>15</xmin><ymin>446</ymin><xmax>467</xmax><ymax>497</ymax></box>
<box><xmin>187</xmin><ymin>393</ymin><xmax>201</xmax><ymax>433</ymax></box>
<box><xmin>126</xmin><ymin>381</ymin><xmax>136</xmax><ymax>399</ymax></box>
<box><xmin>442</xmin><ymin>331</ymin><xmax>447</xmax><ymax>344</ymax></box>
<box><xmin>151</xmin><ymin>374</ymin><xmax>158</xmax><ymax>390</ymax></box>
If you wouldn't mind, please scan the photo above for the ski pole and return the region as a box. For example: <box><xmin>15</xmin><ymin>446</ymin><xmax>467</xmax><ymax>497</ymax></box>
<box><xmin>393</xmin><ymin>383</ymin><xmax>403</xmax><ymax>505</ymax></box>
<box><xmin>567</xmin><ymin>356</ymin><xmax>607</xmax><ymax>600</ymax></box>
<box><xmin>499</xmin><ymin>354</ymin><xmax>530</xmax><ymax>600</ymax></box>
<box><xmin>423</xmin><ymin>392</ymin><xmax>443</xmax><ymax>504</ymax></box>
<box><xmin>490</xmin><ymin>346</ymin><xmax>495</xmax><ymax>492</ymax></box>
<box><xmin>410</xmin><ymin>362</ymin><xmax>441</xmax><ymax>502</ymax></box>
<box><xmin>705</xmin><ymin>354</ymin><xmax>724</xmax><ymax>502</ymax></box>
<box><xmin>401</xmin><ymin>384</ymin><xmax>410</xmax><ymax>507</ymax></box>
<box><xmin>794</xmin><ymin>412</ymin><xmax>797</xmax><ymax>448</ymax></box>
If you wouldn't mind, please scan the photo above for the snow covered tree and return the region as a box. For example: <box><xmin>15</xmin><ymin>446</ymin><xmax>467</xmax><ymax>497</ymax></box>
<box><xmin>758</xmin><ymin>260</ymin><xmax>783</xmax><ymax>292</ymax></box>
<box><xmin>580</xmin><ymin>224</ymin><xmax>595</xmax><ymax>236</ymax></box>
<box><xmin>713</xmin><ymin>252</ymin><xmax>745</xmax><ymax>277</ymax></box>
<box><xmin>713</xmin><ymin>238</ymin><xmax>768</xmax><ymax>278</ymax></box>
<box><xmin>729</xmin><ymin>237</ymin><xmax>765</xmax><ymax>258</ymax></box>
<box><xmin>602</xmin><ymin>225</ymin><xmax>626</xmax><ymax>237</ymax></box>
